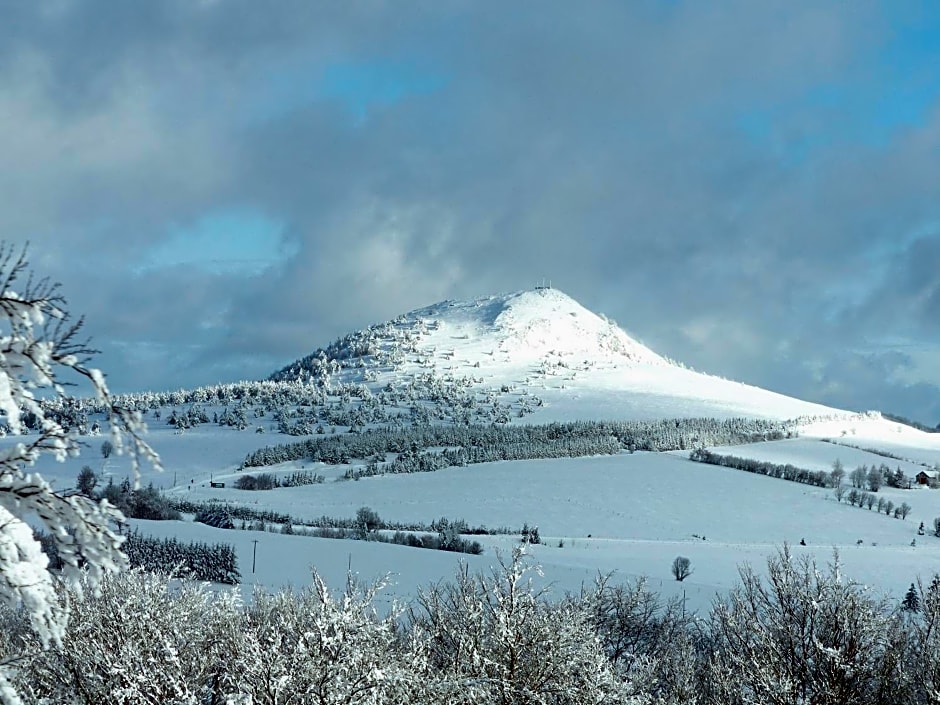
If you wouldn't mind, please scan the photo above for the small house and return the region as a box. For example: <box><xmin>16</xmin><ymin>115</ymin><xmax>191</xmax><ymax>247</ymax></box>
<box><xmin>916</xmin><ymin>470</ymin><xmax>939</xmax><ymax>486</ymax></box>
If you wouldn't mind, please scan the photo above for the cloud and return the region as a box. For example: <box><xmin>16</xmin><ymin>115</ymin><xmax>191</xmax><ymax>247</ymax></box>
<box><xmin>4</xmin><ymin>1</ymin><xmax>940</xmax><ymax>421</ymax></box>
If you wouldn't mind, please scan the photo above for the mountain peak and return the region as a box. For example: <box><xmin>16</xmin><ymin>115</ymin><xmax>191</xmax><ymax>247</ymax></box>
<box><xmin>410</xmin><ymin>288</ymin><xmax>665</xmax><ymax>366</ymax></box>
<box><xmin>270</xmin><ymin>288</ymin><xmax>841</xmax><ymax>423</ymax></box>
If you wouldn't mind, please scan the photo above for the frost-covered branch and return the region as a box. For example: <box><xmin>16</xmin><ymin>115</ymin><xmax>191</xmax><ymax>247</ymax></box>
<box><xmin>0</xmin><ymin>244</ymin><xmax>160</xmax><ymax>701</ymax></box>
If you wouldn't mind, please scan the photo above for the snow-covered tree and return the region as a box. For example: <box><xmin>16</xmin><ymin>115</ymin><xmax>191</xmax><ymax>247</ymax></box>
<box><xmin>867</xmin><ymin>465</ymin><xmax>883</xmax><ymax>492</ymax></box>
<box><xmin>585</xmin><ymin>573</ymin><xmax>697</xmax><ymax>702</ymax></box>
<box><xmin>355</xmin><ymin>505</ymin><xmax>383</xmax><ymax>539</ymax></box>
<box><xmin>0</xmin><ymin>245</ymin><xmax>159</xmax><ymax>703</ymax></box>
<box><xmin>907</xmin><ymin>576</ymin><xmax>940</xmax><ymax>702</ymax></box>
<box><xmin>230</xmin><ymin>570</ymin><xmax>432</xmax><ymax>704</ymax></box>
<box><xmin>706</xmin><ymin>546</ymin><xmax>903</xmax><ymax>705</ymax></box>
<box><xmin>850</xmin><ymin>465</ymin><xmax>867</xmax><ymax>488</ymax></box>
<box><xmin>829</xmin><ymin>458</ymin><xmax>845</xmax><ymax>488</ymax></box>
<box><xmin>7</xmin><ymin>570</ymin><xmax>238</xmax><ymax>703</ymax></box>
<box><xmin>409</xmin><ymin>547</ymin><xmax>644</xmax><ymax>704</ymax></box>
<box><xmin>899</xmin><ymin>502</ymin><xmax>912</xmax><ymax>520</ymax></box>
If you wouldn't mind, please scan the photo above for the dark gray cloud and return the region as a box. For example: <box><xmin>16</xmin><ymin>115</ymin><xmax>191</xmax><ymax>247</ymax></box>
<box><xmin>3</xmin><ymin>0</ymin><xmax>939</xmax><ymax>422</ymax></box>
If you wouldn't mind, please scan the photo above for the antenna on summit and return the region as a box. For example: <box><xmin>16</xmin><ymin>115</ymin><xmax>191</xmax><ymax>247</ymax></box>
<box><xmin>535</xmin><ymin>278</ymin><xmax>552</xmax><ymax>290</ymax></box>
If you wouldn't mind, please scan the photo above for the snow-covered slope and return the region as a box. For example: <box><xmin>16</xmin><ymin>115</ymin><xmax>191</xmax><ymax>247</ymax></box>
<box><xmin>272</xmin><ymin>287</ymin><xmax>843</xmax><ymax>422</ymax></box>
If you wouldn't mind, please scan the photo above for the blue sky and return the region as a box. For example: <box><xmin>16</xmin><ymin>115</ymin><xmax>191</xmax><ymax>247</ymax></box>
<box><xmin>247</xmin><ymin>58</ymin><xmax>448</xmax><ymax>126</ymax></box>
<box><xmin>139</xmin><ymin>208</ymin><xmax>290</xmax><ymax>274</ymax></box>
<box><xmin>3</xmin><ymin>0</ymin><xmax>940</xmax><ymax>423</ymax></box>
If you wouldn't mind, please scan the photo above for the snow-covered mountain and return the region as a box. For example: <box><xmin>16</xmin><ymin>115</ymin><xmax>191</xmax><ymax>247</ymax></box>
<box><xmin>271</xmin><ymin>288</ymin><xmax>843</xmax><ymax>422</ymax></box>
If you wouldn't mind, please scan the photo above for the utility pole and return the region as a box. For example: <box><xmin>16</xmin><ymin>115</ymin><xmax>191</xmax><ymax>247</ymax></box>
<box><xmin>252</xmin><ymin>540</ymin><xmax>259</xmax><ymax>574</ymax></box>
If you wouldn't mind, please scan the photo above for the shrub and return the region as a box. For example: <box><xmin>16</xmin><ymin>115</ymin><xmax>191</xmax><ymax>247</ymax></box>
<box><xmin>234</xmin><ymin>473</ymin><xmax>277</xmax><ymax>491</ymax></box>
<box><xmin>356</xmin><ymin>506</ymin><xmax>384</xmax><ymax>539</ymax></box>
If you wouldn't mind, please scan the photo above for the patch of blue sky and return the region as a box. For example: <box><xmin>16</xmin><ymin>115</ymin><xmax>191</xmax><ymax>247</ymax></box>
<box><xmin>732</xmin><ymin>108</ymin><xmax>823</xmax><ymax>168</ymax></box>
<box><xmin>874</xmin><ymin>7</ymin><xmax>940</xmax><ymax>130</ymax></box>
<box><xmin>245</xmin><ymin>56</ymin><xmax>448</xmax><ymax>126</ymax></box>
<box><xmin>735</xmin><ymin>9</ymin><xmax>940</xmax><ymax>157</ymax></box>
<box><xmin>138</xmin><ymin>207</ymin><xmax>293</xmax><ymax>275</ymax></box>
<box><xmin>734</xmin><ymin>84</ymin><xmax>935</xmax><ymax>164</ymax></box>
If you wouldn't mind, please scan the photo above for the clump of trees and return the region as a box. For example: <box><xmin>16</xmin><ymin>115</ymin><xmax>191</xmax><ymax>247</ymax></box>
<box><xmin>122</xmin><ymin>531</ymin><xmax>240</xmax><ymax>584</ymax></box>
<box><xmin>388</xmin><ymin>525</ymin><xmax>484</xmax><ymax>555</ymax></box>
<box><xmin>706</xmin><ymin>547</ymin><xmax>909</xmax><ymax>704</ymax></box>
<box><xmin>521</xmin><ymin>522</ymin><xmax>542</xmax><ymax>545</ymax></box>
<box><xmin>693</xmin><ymin>450</ymin><xmax>918</xmax><ymax>522</ymax></box>
<box><xmin>881</xmin><ymin>412</ymin><xmax>940</xmax><ymax>433</ymax></box>
<box><xmin>36</xmin><ymin>529</ymin><xmax>240</xmax><ymax>585</ymax></box>
<box><xmin>347</xmin><ymin>507</ymin><xmax>484</xmax><ymax>555</ymax></box>
<box><xmin>233</xmin><ymin>470</ymin><xmax>324</xmax><ymax>490</ymax></box>
<box><xmin>844</xmin><ymin>462</ymin><xmax>913</xmax><ymax>491</ymax></box>
<box><xmin>76</xmin><ymin>472</ymin><xmax>181</xmax><ymax>521</ymax></box>
<box><xmin>194</xmin><ymin>507</ymin><xmax>236</xmax><ymax>529</ymax></box>
<box><xmin>173</xmin><ymin>498</ymin><xmax>293</xmax><ymax>527</ymax></box>
<box><xmin>190</xmin><ymin>503</ymin><xmax>486</xmax><ymax>556</ymax></box>
<box><xmin>5</xmin><ymin>547</ymin><xmax>940</xmax><ymax>704</ymax></box>
<box><xmin>233</xmin><ymin>472</ymin><xmax>277</xmax><ymax>490</ymax></box>
<box><xmin>172</xmin><ymin>497</ymin><xmax>514</xmax><ymax>537</ymax></box>
<box><xmin>243</xmin><ymin>417</ymin><xmax>798</xmax><ymax>472</ymax></box>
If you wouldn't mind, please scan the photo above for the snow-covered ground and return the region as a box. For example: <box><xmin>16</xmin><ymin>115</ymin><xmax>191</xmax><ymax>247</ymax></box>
<box><xmin>131</xmin><ymin>456</ymin><xmax>937</xmax><ymax>616</ymax></box>
<box><xmin>60</xmin><ymin>419</ymin><xmax>934</xmax><ymax>615</ymax></box>
<box><xmin>15</xmin><ymin>288</ymin><xmax>940</xmax><ymax>612</ymax></box>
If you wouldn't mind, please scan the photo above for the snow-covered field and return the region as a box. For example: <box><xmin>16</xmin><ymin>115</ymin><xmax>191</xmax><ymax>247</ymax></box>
<box><xmin>18</xmin><ymin>289</ymin><xmax>940</xmax><ymax>612</ymax></box>
<box><xmin>142</xmin><ymin>437</ymin><xmax>936</xmax><ymax>613</ymax></box>
<box><xmin>35</xmin><ymin>416</ymin><xmax>934</xmax><ymax>615</ymax></box>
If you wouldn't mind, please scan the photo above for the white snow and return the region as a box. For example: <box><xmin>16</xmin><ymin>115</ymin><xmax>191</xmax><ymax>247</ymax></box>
<box><xmin>347</xmin><ymin>288</ymin><xmax>844</xmax><ymax>422</ymax></box>
<box><xmin>149</xmin><ymin>445</ymin><xmax>937</xmax><ymax>611</ymax></box>
<box><xmin>11</xmin><ymin>287</ymin><xmax>940</xmax><ymax>612</ymax></box>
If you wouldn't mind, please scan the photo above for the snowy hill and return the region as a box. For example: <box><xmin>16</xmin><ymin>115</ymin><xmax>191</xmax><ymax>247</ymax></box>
<box><xmin>271</xmin><ymin>287</ymin><xmax>842</xmax><ymax>422</ymax></box>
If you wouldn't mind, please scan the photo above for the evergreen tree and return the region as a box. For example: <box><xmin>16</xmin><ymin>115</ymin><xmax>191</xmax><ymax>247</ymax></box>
<box><xmin>903</xmin><ymin>583</ymin><xmax>921</xmax><ymax>612</ymax></box>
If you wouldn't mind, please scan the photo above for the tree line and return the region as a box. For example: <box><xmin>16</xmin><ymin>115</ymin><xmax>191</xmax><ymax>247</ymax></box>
<box><xmin>688</xmin><ymin>447</ymin><xmax>831</xmax><ymax>487</ymax></box>
<box><xmin>242</xmin><ymin>417</ymin><xmax>796</xmax><ymax>471</ymax></box>
<box><xmin>172</xmin><ymin>497</ymin><xmax>514</xmax><ymax>536</ymax></box>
